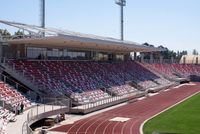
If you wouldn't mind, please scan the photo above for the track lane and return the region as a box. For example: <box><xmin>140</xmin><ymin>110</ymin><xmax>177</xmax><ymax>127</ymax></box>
<box><xmin>50</xmin><ymin>83</ymin><xmax>200</xmax><ymax>134</ymax></box>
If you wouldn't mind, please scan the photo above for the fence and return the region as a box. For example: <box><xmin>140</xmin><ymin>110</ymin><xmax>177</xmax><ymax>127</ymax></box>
<box><xmin>143</xmin><ymin>59</ymin><xmax>180</xmax><ymax>64</ymax></box>
<box><xmin>0</xmin><ymin>72</ymin><xmax>38</xmax><ymax>110</ymax></box>
<box><xmin>70</xmin><ymin>91</ymin><xmax>145</xmax><ymax>114</ymax></box>
<box><xmin>22</xmin><ymin>98</ymin><xmax>70</xmax><ymax>134</ymax></box>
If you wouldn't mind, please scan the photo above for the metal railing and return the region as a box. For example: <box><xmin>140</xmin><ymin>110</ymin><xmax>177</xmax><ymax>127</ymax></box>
<box><xmin>1</xmin><ymin>59</ymin><xmax>74</xmax><ymax>98</ymax></box>
<box><xmin>1</xmin><ymin>59</ymin><xmax>47</xmax><ymax>96</ymax></box>
<box><xmin>71</xmin><ymin>91</ymin><xmax>144</xmax><ymax>111</ymax></box>
<box><xmin>143</xmin><ymin>59</ymin><xmax>180</xmax><ymax>64</ymax></box>
<box><xmin>23</xmin><ymin>98</ymin><xmax>70</xmax><ymax>134</ymax></box>
<box><xmin>0</xmin><ymin>73</ymin><xmax>38</xmax><ymax>110</ymax></box>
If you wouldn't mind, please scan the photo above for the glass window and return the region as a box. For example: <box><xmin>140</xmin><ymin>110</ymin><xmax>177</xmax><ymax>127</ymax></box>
<box><xmin>116</xmin><ymin>54</ymin><xmax>124</xmax><ymax>61</ymax></box>
<box><xmin>27</xmin><ymin>47</ymin><xmax>46</xmax><ymax>58</ymax></box>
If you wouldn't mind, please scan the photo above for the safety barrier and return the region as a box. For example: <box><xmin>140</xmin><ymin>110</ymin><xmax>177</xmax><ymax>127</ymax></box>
<box><xmin>22</xmin><ymin>98</ymin><xmax>70</xmax><ymax>134</ymax></box>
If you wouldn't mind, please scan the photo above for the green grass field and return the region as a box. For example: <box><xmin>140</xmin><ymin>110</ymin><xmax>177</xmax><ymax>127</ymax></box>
<box><xmin>143</xmin><ymin>93</ymin><xmax>200</xmax><ymax>134</ymax></box>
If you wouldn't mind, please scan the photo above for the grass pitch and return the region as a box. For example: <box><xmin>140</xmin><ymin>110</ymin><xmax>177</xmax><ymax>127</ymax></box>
<box><xmin>143</xmin><ymin>93</ymin><xmax>200</xmax><ymax>134</ymax></box>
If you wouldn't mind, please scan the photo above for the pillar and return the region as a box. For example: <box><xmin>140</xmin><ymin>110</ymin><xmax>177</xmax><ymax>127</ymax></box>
<box><xmin>134</xmin><ymin>52</ymin><xmax>137</xmax><ymax>60</ymax></box>
<box><xmin>140</xmin><ymin>53</ymin><xmax>144</xmax><ymax>63</ymax></box>
<box><xmin>171</xmin><ymin>57</ymin><xmax>174</xmax><ymax>63</ymax></box>
<box><xmin>159</xmin><ymin>55</ymin><xmax>163</xmax><ymax>64</ymax></box>
<box><xmin>150</xmin><ymin>53</ymin><xmax>154</xmax><ymax>63</ymax></box>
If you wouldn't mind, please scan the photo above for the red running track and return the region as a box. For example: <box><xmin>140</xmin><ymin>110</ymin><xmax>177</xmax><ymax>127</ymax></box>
<box><xmin>51</xmin><ymin>83</ymin><xmax>200</xmax><ymax>134</ymax></box>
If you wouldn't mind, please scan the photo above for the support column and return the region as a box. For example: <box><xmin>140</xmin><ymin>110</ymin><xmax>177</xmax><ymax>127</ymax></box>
<box><xmin>171</xmin><ymin>57</ymin><xmax>174</xmax><ymax>63</ymax></box>
<box><xmin>0</xmin><ymin>42</ymin><xmax>2</xmax><ymax>61</ymax></box>
<box><xmin>140</xmin><ymin>53</ymin><xmax>144</xmax><ymax>63</ymax></box>
<box><xmin>113</xmin><ymin>54</ymin><xmax>117</xmax><ymax>61</ymax></box>
<box><xmin>183</xmin><ymin>57</ymin><xmax>186</xmax><ymax>64</ymax></box>
<box><xmin>3</xmin><ymin>75</ymin><xmax>6</xmax><ymax>83</ymax></box>
<box><xmin>196</xmin><ymin>57</ymin><xmax>198</xmax><ymax>64</ymax></box>
<box><xmin>159</xmin><ymin>55</ymin><xmax>163</xmax><ymax>64</ymax></box>
<box><xmin>134</xmin><ymin>52</ymin><xmax>137</xmax><ymax>60</ymax></box>
<box><xmin>16</xmin><ymin>83</ymin><xmax>19</xmax><ymax>90</ymax></box>
<box><xmin>150</xmin><ymin>53</ymin><xmax>154</xmax><ymax>63</ymax></box>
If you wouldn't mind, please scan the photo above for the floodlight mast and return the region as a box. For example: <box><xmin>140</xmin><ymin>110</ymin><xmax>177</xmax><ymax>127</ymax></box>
<box><xmin>41</xmin><ymin>0</ymin><xmax>45</xmax><ymax>36</ymax></box>
<box><xmin>41</xmin><ymin>0</ymin><xmax>45</xmax><ymax>28</ymax></box>
<box><xmin>115</xmin><ymin>0</ymin><xmax>126</xmax><ymax>41</ymax></box>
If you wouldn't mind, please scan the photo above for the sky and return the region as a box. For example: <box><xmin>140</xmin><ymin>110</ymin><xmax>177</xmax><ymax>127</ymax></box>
<box><xmin>0</xmin><ymin>0</ymin><xmax>200</xmax><ymax>53</ymax></box>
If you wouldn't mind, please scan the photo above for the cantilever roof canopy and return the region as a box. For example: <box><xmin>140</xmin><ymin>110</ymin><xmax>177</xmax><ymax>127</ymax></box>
<box><xmin>7</xmin><ymin>35</ymin><xmax>165</xmax><ymax>53</ymax></box>
<box><xmin>0</xmin><ymin>20</ymin><xmax>165</xmax><ymax>53</ymax></box>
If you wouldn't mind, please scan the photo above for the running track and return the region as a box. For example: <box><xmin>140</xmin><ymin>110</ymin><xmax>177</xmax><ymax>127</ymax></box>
<box><xmin>51</xmin><ymin>83</ymin><xmax>200</xmax><ymax>134</ymax></box>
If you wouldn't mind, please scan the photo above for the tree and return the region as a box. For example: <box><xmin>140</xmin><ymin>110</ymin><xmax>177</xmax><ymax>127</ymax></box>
<box><xmin>140</xmin><ymin>43</ymin><xmax>188</xmax><ymax>61</ymax></box>
<box><xmin>143</xmin><ymin>42</ymin><xmax>154</xmax><ymax>47</ymax></box>
<box><xmin>176</xmin><ymin>50</ymin><xmax>188</xmax><ymax>60</ymax></box>
<box><xmin>192</xmin><ymin>49</ymin><xmax>198</xmax><ymax>55</ymax></box>
<box><xmin>0</xmin><ymin>29</ymin><xmax>11</xmax><ymax>39</ymax></box>
<box><xmin>14</xmin><ymin>30</ymin><xmax>24</xmax><ymax>38</ymax></box>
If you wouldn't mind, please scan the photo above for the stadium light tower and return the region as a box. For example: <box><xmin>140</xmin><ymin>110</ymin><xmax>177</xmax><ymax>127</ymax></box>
<box><xmin>115</xmin><ymin>0</ymin><xmax>126</xmax><ymax>41</ymax></box>
<box><xmin>41</xmin><ymin>0</ymin><xmax>45</xmax><ymax>28</ymax></box>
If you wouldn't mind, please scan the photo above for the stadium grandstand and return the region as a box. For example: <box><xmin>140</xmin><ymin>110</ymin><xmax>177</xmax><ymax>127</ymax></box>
<box><xmin>0</xmin><ymin>20</ymin><xmax>200</xmax><ymax>134</ymax></box>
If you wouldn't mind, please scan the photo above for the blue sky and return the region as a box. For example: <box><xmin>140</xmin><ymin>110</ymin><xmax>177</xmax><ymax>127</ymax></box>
<box><xmin>0</xmin><ymin>0</ymin><xmax>200</xmax><ymax>53</ymax></box>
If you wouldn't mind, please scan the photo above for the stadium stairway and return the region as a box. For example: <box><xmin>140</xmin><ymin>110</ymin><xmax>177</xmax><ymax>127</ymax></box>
<box><xmin>1</xmin><ymin>62</ymin><xmax>45</xmax><ymax>96</ymax></box>
<box><xmin>139</xmin><ymin>62</ymin><xmax>175</xmax><ymax>81</ymax></box>
<box><xmin>141</xmin><ymin>62</ymin><xmax>188</xmax><ymax>83</ymax></box>
<box><xmin>0</xmin><ymin>62</ymin><xmax>68</xmax><ymax>99</ymax></box>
